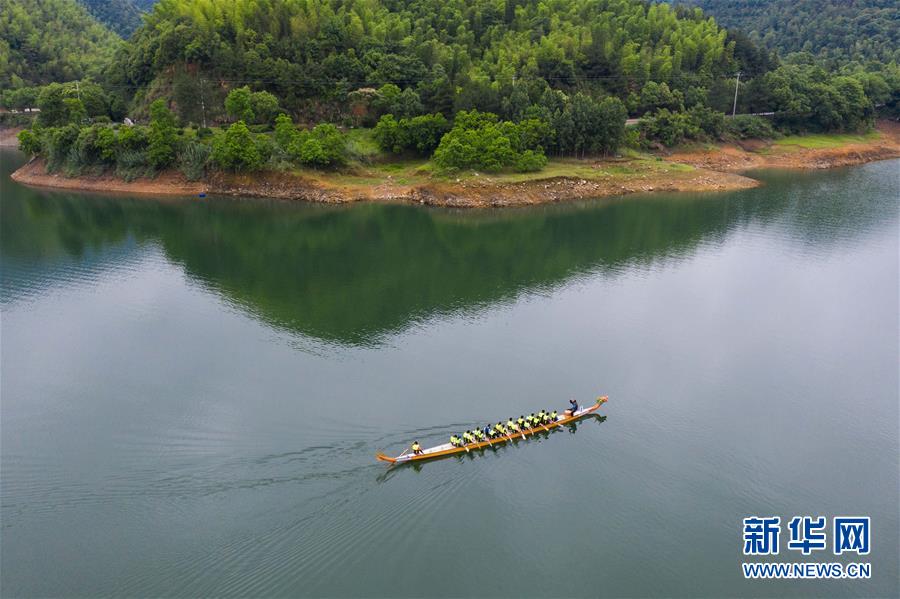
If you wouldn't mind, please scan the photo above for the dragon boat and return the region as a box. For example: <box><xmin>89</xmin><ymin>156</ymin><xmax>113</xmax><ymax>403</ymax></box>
<box><xmin>376</xmin><ymin>396</ymin><xmax>608</xmax><ymax>464</ymax></box>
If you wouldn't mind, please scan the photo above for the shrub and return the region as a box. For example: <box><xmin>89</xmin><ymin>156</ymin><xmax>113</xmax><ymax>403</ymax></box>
<box><xmin>225</xmin><ymin>86</ymin><xmax>254</xmax><ymax>122</ymax></box>
<box><xmin>95</xmin><ymin>126</ymin><xmax>117</xmax><ymax>162</ymax></box>
<box><xmin>117</xmin><ymin>125</ymin><xmax>148</xmax><ymax>151</ymax></box>
<box><xmin>514</xmin><ymin>149</ymin><xmax>548</xmax><ymax>172</ymax></box>
<box><xmin>116</xmin><ymin>149</ymin><xmax>149</xmax><ymax>181</ymax></box>
<box><xmin>724</xmin><ymin>115</ymin><xmax>776</xmax><ymax>140</ymax></box>
<box><xmin>197</xmin><ymin>127</ymin><xmax>213</xmax><ymax>139</ymax></box>
<box><xmin>73</xmin><ymin>126</ymin><xmax>103</xmax><ymax>166</ymax></box>
<box><xmin>638</xmin><ymin>109</ymin><xmax>701</xmax><ymax>147</ymax></box>
<box><xmin>178</xmin><ymin>140</ymin><xmax>211</xmax><ymax>181</ymax></box>
<box><xmin>44</xmin><ymin>124</ymin><xmax>81</xmax><ymax>171</ymax></box>
<box><xmin>402</xmin><ymin>114</ymin><xmax>450</xmax><ymax>155</ymax></box>
<box><xmin>432</xmin><ymin>110</ymin><xmax>548</xmax><ymax>172</ymax></box>
<box><xmin>250</xmin><ymin>91</ymin><xmax>280</xmax><ymax>125</ymax></box>
<box><xmin>147</xmin><ymin>100</ymin><xmax>177</xmax><ymax>168</ymax></box>
<box><xmin>274</xmin><ymin>113</ymin><xmax>299</xmax><ymax>150</ymax></box>
<box><xmin>688</xmin><ymin>105</ymin><xmax>726</xmax><ymax>139</ymax></box>
<box><xmin>288</xmin><ymin>123</ymin><xmax>347</xmax><ymax>167</ymax></box>
<box><xmin>374</xmin><ymin>113</ymin><xmax>450</xmax><ymax>155</ymax></box>
<box><xmin>17</xmin><ymin>129</ymin><xmax>41</xmax><ymax>156</ymax></box>
<box><xmin>373</xmin><ymin>114</ymin><xmax>402</xmax><ymax>153</ymax></box>
<box><xmin>622</xmin><ymin>126</ymin><xmax>641</xmax><ymax>149</ymax></box>
<box><xmin>211</xmin><ymin>121</ymin><xmax>265</xmax><ymax>171</ymax></box>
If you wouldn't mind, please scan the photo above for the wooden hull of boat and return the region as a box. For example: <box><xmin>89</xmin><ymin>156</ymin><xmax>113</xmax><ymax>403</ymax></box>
<box><xmin>376</xmin><ymin>396</ymin><xmax>607</xmax><ymax>464</ymax></box>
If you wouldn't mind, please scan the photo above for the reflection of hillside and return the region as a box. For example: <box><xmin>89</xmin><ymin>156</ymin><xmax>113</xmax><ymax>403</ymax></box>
<box><xmin>4</xmin><ymin>160</ymin><xmax>895</xmax><ymax>345</ymax></box>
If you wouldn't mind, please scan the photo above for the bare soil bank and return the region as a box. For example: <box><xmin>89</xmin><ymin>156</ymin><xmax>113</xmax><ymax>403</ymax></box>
<box><xmin>0</xmin><ymin>127</ymin><xmax>23</xmax><ymax>147</ymax></box>
<box><xmin>667</xmin><ymin>120</ymin><xmax>900</xmax><ymax>172</ymax></box>
<box><xmin>11</xmin><ymin>121</ymin><xmax>900</xmax><ymax>208</ymax></box>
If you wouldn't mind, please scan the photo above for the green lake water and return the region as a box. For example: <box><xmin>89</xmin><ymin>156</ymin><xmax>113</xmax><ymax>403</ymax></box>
<box><xmin>1</xmin><ymin>150</ymin><xmax>898</xmax><ymax>597</ymax></box>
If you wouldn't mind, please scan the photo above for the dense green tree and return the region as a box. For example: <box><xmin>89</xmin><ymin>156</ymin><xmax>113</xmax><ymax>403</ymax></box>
<box><xmin>638</xmin><ymin>108</ymin><xmax>701</xmax><ymax>146</ymax></box>
<box><xmin>147</xmin><ymin>99</ymin><xmax>177</xmax><ymax>167</ymax></box>
<box><xmin>274</xmin><ymin>113</ymin><xmax>299</xmax><ymax>150</ymax></box>
<box><xmin>250</xmin><ymin>91</ymin><xmax>280</xmax><ymax>125</ymax></box>
<box><xmin>433</xmin><ymin>110</ymin><xmax>549</xmax><ymax>172</ymax></box>
<box><xmin>288</xmin><ymin>124</ymin><xmax>347</xmax><ymax>167</ymax></box>
<box><xmin>17</xmin><ymin>128</ymin><xmax>42</xmax><ymax>155</ymax></box>
<box><xmin>374</xmin><ymin>113</ymin><xmax>450</xmax><ymax>155</ymax></box>
<box><xmin>211</xmin><ymin>121</ymin><xmax>265</xmax><ymax>171</ymax></box>
<box><xmin>224</xmin><ymin>87</ymin><xmax>254</xmax><ymax>123</ymax></box>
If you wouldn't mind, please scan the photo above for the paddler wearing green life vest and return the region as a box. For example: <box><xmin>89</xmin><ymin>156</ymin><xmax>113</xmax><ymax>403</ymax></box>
<box><xmin>506</xmin><ymin>418</ymin><xmax>519</xmax><ymax>433</ymax></box>
<box><xmin>517</xmin><ymin>415</ymin><xmax>526</xmax><ymax>430</ymax></box>
<box><xmin>550</xmin><ymin>410</ymin><xmax>558</xmax><ymax>422</ymax></box>
<box><xmin>411</xmin><ymin>441</ymin><xmax>423</xmax><ymax>455</ymax></box>
<box><xmin>450</xmin><ymin>434</ymin><xmax>462</xmax><ymax>447</ymax></box>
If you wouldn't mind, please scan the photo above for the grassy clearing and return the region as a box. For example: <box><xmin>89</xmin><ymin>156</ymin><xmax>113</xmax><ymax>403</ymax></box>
<box><xmin>477</xmin><ymin>156</ymin><xmax>694</xmax><ymax>184</ymax></box>
<box><xmin>291</xmin><ymin>154</ymin><xmax>699</xmax><ymax>188</ymax></box>
<box><xmin>344</xmin><ymin>127</ymin><xmax>381</xmax><ymax>161</ymax></box>
<box><xmin>773</xmin><ymin>131</ymin><xmax>880</xmax><ymax>150</ymax></box>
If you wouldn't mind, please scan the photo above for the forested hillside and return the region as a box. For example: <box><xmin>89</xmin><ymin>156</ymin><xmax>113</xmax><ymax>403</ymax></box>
<box><xmin>684</xmin><ymin>0</ymin><xmax>900</xmax><ymax>64</ymax></box>
<box><xmin>110</xmin><ymin>0</ymin><xmax>740</xmax><ymax>120</ymax></box>
<box><xmin>0</xmin><ymin>0</ymin><xmax>120</xmax><ymax>87</ymax></box>
<box><xmin>78</xmin><ymin>0</ymin><xmax>142</xmax><ymax>36</ymax></box>
<box><xmin>10</xmin><ymin>0</ymin><xmax>898</xmax><ymax>184</ymax></box>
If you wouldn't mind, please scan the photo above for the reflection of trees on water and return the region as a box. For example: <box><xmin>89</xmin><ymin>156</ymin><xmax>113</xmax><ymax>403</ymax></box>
<box><xmin>3</xmin><ymin>160</ymin><xmax>895</xmax><ymax>345</ymax></box>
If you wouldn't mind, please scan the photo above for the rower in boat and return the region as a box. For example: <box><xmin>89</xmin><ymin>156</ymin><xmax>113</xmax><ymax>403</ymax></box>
<box><xmin>542</xmin><ymin>410</ymin><xmax>551</xmax><ymax>425</ymax></box>
<box><xmin>462</xmin><ymin>431</ymin><xmax>475</xmax><ymax>445</ymax></box>
<box><xmin>537</xmin><ymin>410</ymin><xmax>546</xmax><ymax>424</ymax></box>
<box><xmin>564</xmin><ymin>399</ymin><xmax>578</xmax><ymax>416</ymax></box>
<box><xmin>506</xmin><ymin>418</ymin><xmax>519</xmax><ymax>434</ymax></box>
<box><xmin>411</xmin><ymin>441</ymin><xmax>423</xmax><ymax>455</ymax></box>
<box><xmin>495</xmin><ymin>422</ymin><xmax>508</xmax><ymax>436</ymax></box>
<box><xmin>550</xmin><ymin>410</ymin><xmax>558</xmax><ymax>422</ymax></box>
<box><xmin>517</xmin><ymin>415</ymin><xmax>526</xmax><ymax>430</ymax></box>
<box><xmin>450</xmin><ymin>434</ymin><xmax>462</xmax><ymax>447</ymax></box>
